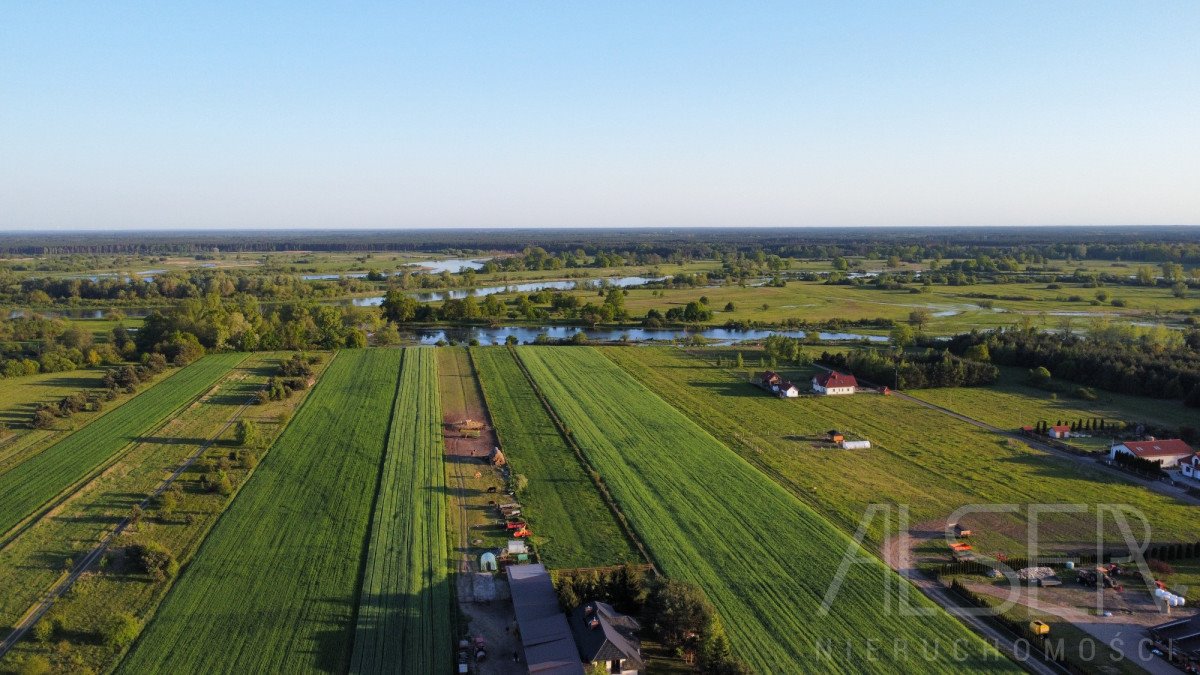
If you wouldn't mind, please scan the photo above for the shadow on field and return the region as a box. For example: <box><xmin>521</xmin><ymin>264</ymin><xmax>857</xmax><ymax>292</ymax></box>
<box><xmin>691</xmin><ymin>380</ymin><xmax>761</xmax><ymax>398</ymax></box>
<box><xmin>133</xmin><ymin>435</ymin><xmax>208</xmax><ymax>447</ymax></box>
<box><xmin>36</xmin><ymin>376</ymin><xmax>104</xmax><ymax>389</ymax></box>
<box><xmin>341</xmin><ymin>579</ymin><xmax>456</xmax><ymax>674</ymax></box>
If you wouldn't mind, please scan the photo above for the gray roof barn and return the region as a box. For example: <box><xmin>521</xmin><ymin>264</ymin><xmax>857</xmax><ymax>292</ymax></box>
<box><xmin>507</xmin><ymin>564</ymin><xmax>584</xmax><ymax>675</ymax></box>
<box><xmin>570</xmin><ymin>600</ymin><xmax>644</xmax><ymax>672</ymax></box>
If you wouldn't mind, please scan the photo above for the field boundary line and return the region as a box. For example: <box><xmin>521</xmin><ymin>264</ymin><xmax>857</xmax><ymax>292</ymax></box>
<box><xmin>0</xmin><ymin>351</ymin><xmax>273</xmax><ymax>659</ymax></box>
<box><xmin>0</xmin><ymin>353</ymin><xmax>251</xmax><ymax>551</ymax></box>
<box><xmin>508</xmin><ymin>347</ymin><xmax>658</xmax><ymax>575</ymax></box>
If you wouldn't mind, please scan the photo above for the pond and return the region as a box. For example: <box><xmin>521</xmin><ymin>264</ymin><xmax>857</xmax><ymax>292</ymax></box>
<box><xmin>398</xmin><ymin>325</ymin><xmax>889</xmax><ymax>346</ymax></box>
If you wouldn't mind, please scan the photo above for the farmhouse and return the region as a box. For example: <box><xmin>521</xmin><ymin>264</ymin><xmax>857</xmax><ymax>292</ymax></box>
<box><xmin>1181</xmin><ymin>453</ymin><xmax>1200</xmax><ymax>480</ymax></box>
<box><xmin>812</xmin><ymin>371</ymin><xmax>857</xmax><ymax>395</ymax></box>
<box><xmin>756</xmin><ymin>370</ymin><xmax>800</xmax><ymax>398</ymax></box>
<box><xmin>507</xmin><ymin>564</ymin><xmax>585</xmax><ymax>675</ymax></box>
<box><xmin>1109</xmin><ymin>439</ymin><xmax>1196</xmax><ymax>469</ymax></box>
<box><xmin>1047</xmin><ymin>425</ymin><xmax>1071</xmax><ymax>439</ymax></box>
<box><xmin>570</xmin><ymin>601</ymin><xmax>644</xmax><ymax>675</ymax></box>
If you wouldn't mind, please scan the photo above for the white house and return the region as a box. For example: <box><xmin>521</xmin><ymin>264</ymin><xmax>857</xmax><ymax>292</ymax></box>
<box><xmin>777</xmin><ymin>381</ymin><xmax>800</xmax><ymax>398</ymax></box>
<box><xmin>1048</xmin><ymin>425</ymin><xmax>1071</xmax><ymax>439</ymax></box>
<box><xmin>1110</xmin><ymin>439</ymin><xmax>1196</xmax><ymax>469</ymax></box>
<box><xmin>812</xmin><ymin>371</ymin><xmax>858</xmax><ymax>395</ymax></box>
<box><xmin>1179</xmin><ymin>453</ymin><xmax>1200</xmax><ymax>480</ymax></box>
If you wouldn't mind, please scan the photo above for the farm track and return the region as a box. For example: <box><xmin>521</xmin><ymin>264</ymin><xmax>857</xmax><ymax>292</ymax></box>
<box><xmin>117</xmin><ymin>350</ymin><xmax>404</xmax><ymax>674</ymax></box>
<box><xmin>518</xmin><ymin>347</ymin><xmax>1017</xmax><ymax>674</ymax></box>
<box><xmin>0</xmin><ymin>353</ymin><xmax>247</xmax><ymax>549</ymax></box>
<box><xmin>0</xmin><ymin>366</ymin><xmax>266</xmax><ymax>659</ymax></box>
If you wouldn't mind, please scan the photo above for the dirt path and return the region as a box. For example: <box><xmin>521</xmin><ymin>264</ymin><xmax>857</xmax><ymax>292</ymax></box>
<box><xmin>436</xmin><ymin>349</ymin><xmax>524</xmax><ymax>675</ymax></box>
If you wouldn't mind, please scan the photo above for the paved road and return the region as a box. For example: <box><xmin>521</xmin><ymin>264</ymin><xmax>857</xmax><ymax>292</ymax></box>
<box><xmin>0</xmin><ymin>390</ymin><xmax>261</xmax><ymax>658</ymax></box>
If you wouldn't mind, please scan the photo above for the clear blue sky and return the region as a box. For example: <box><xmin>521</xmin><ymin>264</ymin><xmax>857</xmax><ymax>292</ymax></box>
<box><xmin>2</xmin><ymin>1</ymin><xmax>1197</xmax><ymax>230</ymax></box>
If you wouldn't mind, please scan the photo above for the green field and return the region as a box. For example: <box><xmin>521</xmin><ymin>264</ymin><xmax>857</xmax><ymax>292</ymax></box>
<box><xmin>472</xmin><ymin>347</ymin><xmax>638</xmax><ymax>568</ymax></box>
<box><xmin>0</xmin><ymin>353</ymin><xmax>327</xmax><ymax>673</ymax></box>
<box><xmin>603</xmin><ymin>347</ymin><xmax>1199</xmax><ymax>554</ymax></box>
<box><xmin>516</xmin><ymin>347</ymin><xmax>1014</xmax><ymax>673</ymax></box>
<box><xmin>909</xmin><ymin>365</ymin><xmax>1198</xmax><ymax>451</ymax></box>
<box><xmin>117</xmin><ymin>349</ymin><xmax>402</xmax><ymax>674</ymax></box>
<box><xmin>0</xmin><ymin>353</ymin><xmax>244</xmax><ymax>539</ymax></box>
<box><xmin>0</xmin><ymin>367</ymin><xmax>117</xmax><ymax>474</ymax></box>
<box><xmin>350</xmin><ymin>349</ymin><xmax>452</xmax><ymax>674</ymax></box>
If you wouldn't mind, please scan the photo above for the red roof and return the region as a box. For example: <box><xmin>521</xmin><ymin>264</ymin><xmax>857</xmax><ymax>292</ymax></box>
<box><xmin>1050</xmin><ymin>425</ymin><xmax>1071</xmax><ymax>433</ymax></box>
<box><xmin>814</xmin><ymin>371</ymin><xmax>858</xmax><ymax>389</ymax></box>
<box><xmin>1120</xmin><ymin>439</ymin><xmax>1195</xmax><ymax>459</ymax></box>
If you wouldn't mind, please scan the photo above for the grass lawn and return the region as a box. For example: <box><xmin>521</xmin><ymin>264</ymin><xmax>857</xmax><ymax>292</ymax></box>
<box><xmin>0</xmin><ymin>353</ymin><xmax>327</xmax><ymax>674</ymax></box>
<box><xmin>603</xmin><ymin>347</ymin><xmax>1198</xmax><ymax>556</ymax></box>
<box><xmin>472</xmin><ymin>347</ymin><xmax>638</xmax><ymax>569</ymax></box>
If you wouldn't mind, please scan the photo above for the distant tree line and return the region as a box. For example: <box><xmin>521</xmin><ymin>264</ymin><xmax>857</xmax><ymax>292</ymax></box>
<box><xmin>946</xmin><ymin>326</ymin><xmax>1200</xmax><ymax>407</ymax></box>
<box><xmin>819</xmin><ymin>349</ymin><xmax>998</xmax><ymax>389</ymax></box>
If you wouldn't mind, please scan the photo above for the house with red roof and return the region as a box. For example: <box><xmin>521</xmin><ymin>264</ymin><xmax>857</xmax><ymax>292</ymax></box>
<box><xmin>1048</xmin><ymin>425</ymin><xmax>1072</xmax><ymax>439</ymax></box>
<box><xmin>812</xmin><ymin>371</ymin><xmax>857</xmax><ymax>395</ymax></box>
<box><xmin>1109</xmin><ymin>439</ymin><xmax>1196</xmax><ymax>469</ymax></box>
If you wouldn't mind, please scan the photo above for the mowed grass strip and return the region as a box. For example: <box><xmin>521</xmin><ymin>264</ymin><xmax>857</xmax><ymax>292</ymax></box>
<box><xmin>0</xmin><ymin>353</ymin><xmax>244</xmax><ymax>539</ymax></box>
<box><xmin>518</xmin><ymin>348</ymin><xmax>1015</xmax><ymax>674</ymax></box>
<box><xmin>117</xmin><ymin>349</ymin><xmax>404</xmax><ymax>675</ymax></box>
<box><xmin>350</xmin><ymin>349</ymin><xmax>452</xmax><ymax>674</ymax></box>
<box><xmin>473</xmin><ymin>347</ymin><xmax>638</xmax><ymax>568</ymax></box>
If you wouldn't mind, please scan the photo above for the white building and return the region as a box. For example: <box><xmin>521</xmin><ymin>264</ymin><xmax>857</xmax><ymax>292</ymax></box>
<box><xmin>812</xmin><ymin>371</ymin><xmax>858</xmax><ymax>395</ymax></box>
<box><xmin>1109</xmin><ymin>439</ymin><xmax>1196</xmax><ymax>469</ymax></box>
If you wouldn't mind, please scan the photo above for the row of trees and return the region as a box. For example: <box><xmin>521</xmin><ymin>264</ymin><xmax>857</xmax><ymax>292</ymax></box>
<box><xmin>819</xmin><ymin>348</ymin><xmax>998</xmax><ymax>389</ymax></box>
<box><xmin>31</xmin><ymin>354</ymin><xmax>170</xmax><ymax>429</ymax></box>
<box><xmin>947</xmin><ymin>327</ymin><xmax>1200</xmax><ymax>407</ymax></box>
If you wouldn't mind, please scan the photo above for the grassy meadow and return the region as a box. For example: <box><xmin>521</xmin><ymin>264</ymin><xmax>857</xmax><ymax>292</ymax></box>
<box><xmin>603</xmin><ymin>347</ymin><xmax>1199</xmax><ymax>555</ymax></box>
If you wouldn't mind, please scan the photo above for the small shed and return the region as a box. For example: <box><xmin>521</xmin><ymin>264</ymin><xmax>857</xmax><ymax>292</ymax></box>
<box><xmin>480</xmin><ymin>551</ymin><xmax>498</xmax><ymax>572</ymax></box>
<box><xmin>827</xmin><ymin>430</ymin><xmax>844</xmax><ymax>443</ymax></box>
